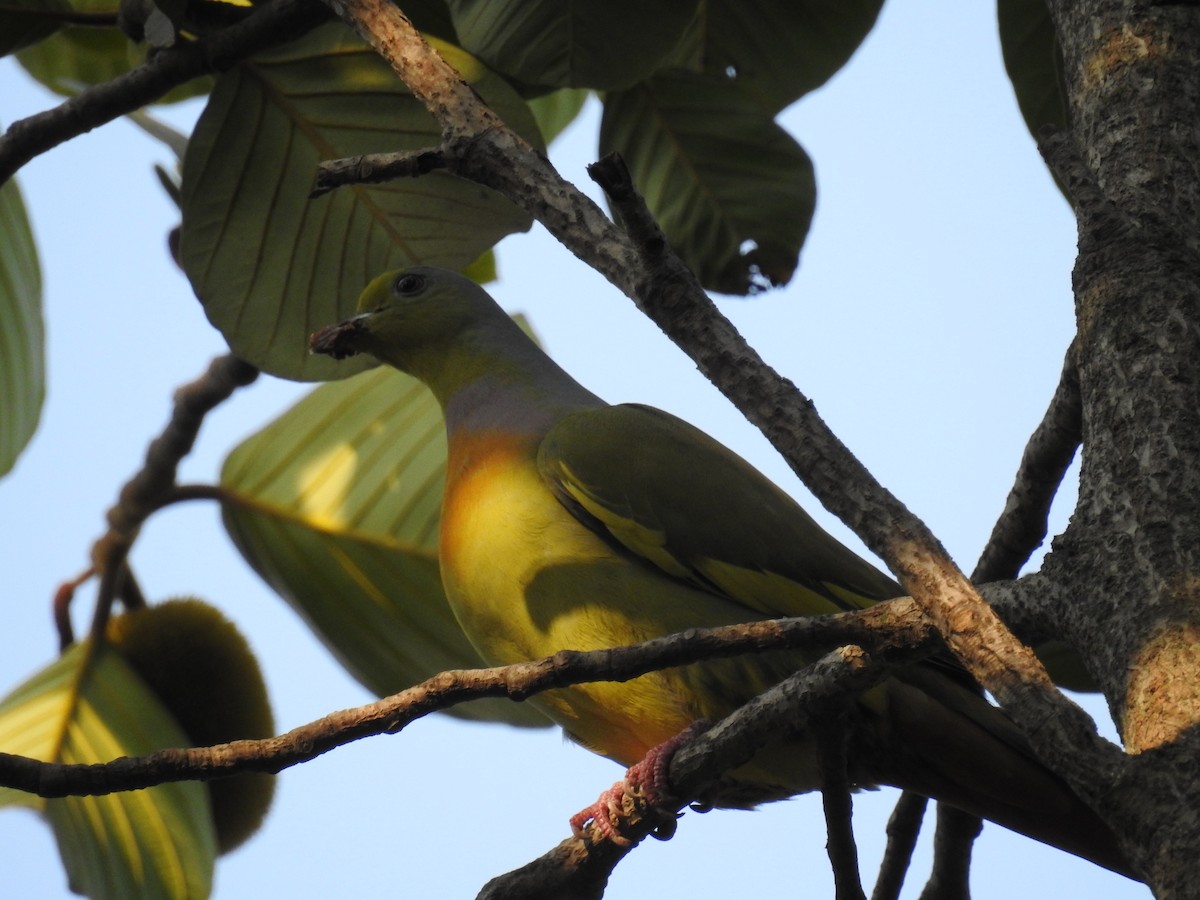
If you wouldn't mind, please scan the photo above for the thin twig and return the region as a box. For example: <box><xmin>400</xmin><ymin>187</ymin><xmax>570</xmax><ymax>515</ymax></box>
<box><xmin>85</xmin><ymin>541</ymin><xmax>133</xmax><ymax>646</ymax></box>
<box><xmin>97</xmin><ymin>356</ymin><xmax>257</xmax><ymax>550</ymax></box>
<box><xmin>918</xmin><ymin>805</ymin><xmax>982</xmax><ymax>900</ymax></box>
<box><xmin>113</xmin><ymin>561</ymin><xmax>147</xmax><ymax>611</ymax></box>
<box><xmin>871</xmin><ymin>792</ymin><xmax>928</xmax><ymax>900</ymax></box>
<box><xmin>818</xmin><ymin>714</ymin><xmax>867</xmax><ymax>900</ymax></box>
<box><xmin>318</xmin><ymin>0</ymin><xmax>641</xmax><ymax>289</ymax></box>
<box><xmin>87</xmin><ymin>355</ymin><xmax>257</xmax><ymax>643</ymax></box>
<box><xmin>154</xmin><ymin>482</ymin><xmax>228</xmax><ymax>509</ymax></box>
<box><xmin>51</xmin><ymin>568</ymin><xmax>95</xmax><ymax>650</ymax></box>
<box><xmin>310</xmin><ymin>148</ymin><xmax>447</xmax><ymax>197</ymax></box>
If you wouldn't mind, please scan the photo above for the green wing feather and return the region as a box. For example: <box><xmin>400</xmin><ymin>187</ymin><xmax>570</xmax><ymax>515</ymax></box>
<box><xmin>535</xmin><ymin>405</ymin><xmax>1126</xmax><ymax>848</ymax></box>
<box><xmin>536</xmin><ymin>403</ymin><xmax>902</xmax><ymax>619</ymax></box>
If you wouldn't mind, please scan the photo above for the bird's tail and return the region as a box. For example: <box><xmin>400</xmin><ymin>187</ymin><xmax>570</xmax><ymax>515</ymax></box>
<box><xmin>873</xmin><ymin>670</ymin><xmax>1135</xmax><ymax>879</ymax></box>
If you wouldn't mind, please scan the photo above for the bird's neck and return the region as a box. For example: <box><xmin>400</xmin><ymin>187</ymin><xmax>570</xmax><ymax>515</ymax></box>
<box><xmin>411</xmin><ymin>323</ymin><xmax>602</xmax><ymax>438</ymax></box>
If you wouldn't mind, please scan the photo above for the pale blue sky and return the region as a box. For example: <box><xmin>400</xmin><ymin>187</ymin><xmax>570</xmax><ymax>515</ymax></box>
<box><xmin>0</xmin><ymin>2</ymin><xmax>1149</xmax><ymax>897</ymax></box>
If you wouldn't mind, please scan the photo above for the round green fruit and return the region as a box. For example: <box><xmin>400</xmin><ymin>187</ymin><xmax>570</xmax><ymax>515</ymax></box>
<box><xmin>108</xmin><ymin>596</ymin><xmax>276</xmax><ymax>854</ymax></box>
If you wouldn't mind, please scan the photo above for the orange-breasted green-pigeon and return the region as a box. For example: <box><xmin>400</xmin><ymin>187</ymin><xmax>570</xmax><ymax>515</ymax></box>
<box><xmin>310</xmin><ymin>266</ymin><xmax>1129</xmax><ymax>876</ymax></box>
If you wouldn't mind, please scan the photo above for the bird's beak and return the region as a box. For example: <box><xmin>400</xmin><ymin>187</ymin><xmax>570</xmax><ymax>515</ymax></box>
<box><xmin>309</xmin><ymin>312</ymin><xmax>372</xmax><ymax>360</ymax></box>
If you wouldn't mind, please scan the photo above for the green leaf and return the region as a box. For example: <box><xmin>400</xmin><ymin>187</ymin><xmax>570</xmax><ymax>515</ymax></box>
<box><xmin>600</xmin><ymin>71</ymin><xmax>815</xmax><ymax>294</ymax></box>
<box><xmin>527</xmin><ymin>88</ymin><xmax>590</xmax><ymax>146</ymax></box>
<box><xmin>698</xmin><ymin>0</ymin><xmax>884</xmax><ymax>114</ymax></box>
<box><xmin>127</xmin><ymin>108</ymin><xmax>189</xmax><ymax>160</ymax></box>
<box><xmin>998</xmin><ymin>0</ymin><xmax>1068</xmax><ymax>139</ymax></box>
<box><xmin>446</xmin><ymin>0</ymin><xmax>700</xmax><ymax>90</ymax></box>
<box><xmin>0</xmin><ymin>175</ymin><xmax>44</xmax><ymax>478</ymax></box>
<box><xmin>179</xmin><ymin>23</ymin><xmax>543</xmax><ymax>382</ymax></box>
<box><xmin>18</xmin><ymin>26</ymin><xmax>130</xmax><ymax>93</ymax></box>
<box><xmin>0</xmin><ymin>644</ymin><xmax>217</xmax><ymax>900</ymax></box>
<box><xmin>461</xmin><ymin>249</ymin><xmax>497</xmax><ymax>285</ymax></box>
<box><xmin>219</xmin><ymin>364</ymin><xmax>549</xmax><ymax>728</ymax></box>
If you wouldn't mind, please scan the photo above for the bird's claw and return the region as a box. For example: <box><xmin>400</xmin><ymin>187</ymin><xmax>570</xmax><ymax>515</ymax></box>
<box><xmin>570</xmin><ymin>781</ymin><xmax>636</xmax><ymax>847</ymax></box>
<box><xmin>569</xmin><ymin>721</ymin><xmax>710</xmax><ymax>846</ymax></box>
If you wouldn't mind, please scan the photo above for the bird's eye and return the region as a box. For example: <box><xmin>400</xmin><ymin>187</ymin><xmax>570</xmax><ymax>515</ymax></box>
<box><xmin>393</xmin><ymin>272</ymin><xmax>426</xmax><ymax>296</ymax></box>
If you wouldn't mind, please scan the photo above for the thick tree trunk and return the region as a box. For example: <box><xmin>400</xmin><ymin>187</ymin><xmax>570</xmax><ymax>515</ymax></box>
<box><xmin>1041</xmin><ymin>1</ymin><xmax>1200</xmax><ymax>893</ymax></box>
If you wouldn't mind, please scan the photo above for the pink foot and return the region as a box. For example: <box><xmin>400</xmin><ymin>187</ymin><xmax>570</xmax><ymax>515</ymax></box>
<box><xmin>570</xmin><ymin>721</ymin><xmax>710</xmax><ymax>846</ymax></box>
<box><xmin>570</xmin><ymin>780</ymin><xmax>636</xmax><ymax>846</ymax></box>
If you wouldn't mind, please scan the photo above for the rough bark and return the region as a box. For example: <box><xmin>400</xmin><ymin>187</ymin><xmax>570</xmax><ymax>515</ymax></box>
<box><xmin>1039</xmin><ymin>1</ymin><xmax>1200</xmax><ymax>894</ymax></box>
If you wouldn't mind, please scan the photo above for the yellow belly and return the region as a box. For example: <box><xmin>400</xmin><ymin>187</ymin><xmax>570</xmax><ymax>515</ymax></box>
<box><xmin>437</xmin><ymin>431</ymin><xmax>815</xmax><ymax>788</ymax></box>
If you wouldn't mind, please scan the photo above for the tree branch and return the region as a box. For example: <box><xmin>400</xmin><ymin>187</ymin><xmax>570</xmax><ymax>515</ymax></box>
<box><xmin>478</xmin><ymin>646</ymin><xmax>887</xmax><ymax>900</ymax></box>
<box><xmin>586</xmin><ymin>157</ymin><xmax>1119</xmax><ymax>778</ymax></box>
<box><xmin>818</xmin><ymin>715</ymin><xmax>867</xmax><ymax>900</ymax></box>
<box><xmin>316</xmin><ymin>0</ymin><xmax>641</xmax><ymax>287</ymax></box>
<box><xmin>310</xmin><ymin>147</ymin><xmax>447</xmax><ymax>197</ymax></box>
<box><xmin>871</xmin><ymin>792</ymin><xmax>927</xmax><ymax>900</ymax></box>
<box><xmin>0</xmin><ymin>0</ymin><xmax>331</xmax><ymax>186</ymax></box>
<box><xmin>918</xmin><ymin>805</ymin><xmax>981</xmax><ymax>900</ymax></box>
<box><xmin>0</xmin><ymin>607</ymin><xmax>934</xmax><ymax>799</ymax></box>
<box><xmin>81</xmin><ymin>355</ymin><xmax>257</xmax><ymax>646</ymax></box>
<box><xmin>972</xmin><ymin>344</ymin><xmax>1081</xmax><ymax>584</ymax></box>
<box><xmin>931</xmin><ymin>347</ymin><xmax>1081</xmax><ymax>885</ymax></box>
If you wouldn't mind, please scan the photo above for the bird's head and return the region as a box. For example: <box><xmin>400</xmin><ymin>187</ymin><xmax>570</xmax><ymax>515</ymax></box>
<box><xmin>310</xmin><ymin>266</ymin><xmax>501</xmax><ymax>372</ymax></box>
